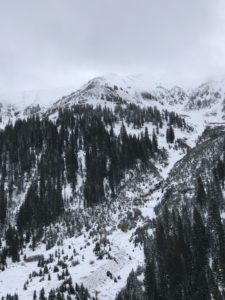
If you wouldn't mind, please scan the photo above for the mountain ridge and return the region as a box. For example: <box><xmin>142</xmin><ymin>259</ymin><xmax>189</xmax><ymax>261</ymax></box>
<box><xmin>1</xmin><ymin>74</ymin><xmax>225</xmax><ymax>129</ymax></box>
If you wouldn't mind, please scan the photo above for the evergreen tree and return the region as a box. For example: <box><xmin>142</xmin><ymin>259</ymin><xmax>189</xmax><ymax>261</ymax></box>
<box><xmin>39</xmin><ymin>288</ymin><xmax>46</xmax><ymax>300</ymax></box>
<box><xmin>195</xmin><ymin>176</ymin><xmax>207</xmax><ymax>208</ymax></box>
<box><xmin>144</xmin><ymin>258</ymin><xmax>158</xmax><ymax>300</ymax></box>
<box><xmin>166</xmin><ymin>126</ymin><xmax>175</xmax><ymax>144</ymax></box>
<box><xmin>152</xmin><ymin>129</ymin><xmax>158</xmax><ymax>153</ymax></box>
<box><xmin>191</xmin><ymin>207</ymin><xmax>210</xmax><ymax>299</ymax></box>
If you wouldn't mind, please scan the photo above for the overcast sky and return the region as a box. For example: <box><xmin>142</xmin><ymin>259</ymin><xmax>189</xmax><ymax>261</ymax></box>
<box><xmin>0</xmin><ymin>0</ymin><xmax>225</xmax><ymax>93</ymax></box>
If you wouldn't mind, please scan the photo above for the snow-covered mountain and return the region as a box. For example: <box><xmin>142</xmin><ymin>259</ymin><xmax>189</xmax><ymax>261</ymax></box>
<box><xmin>0</xmin><ymin>74</ymin><xmax>224</xmax><ymax>124</ymax></box>
<box><xmin>185</xmin><ymin>79</ymin><xmax>225</xmax><ymax>111</ymax></box>
<box><xmin>47</xmin><ymin>74</ymin><xmax>188</xmax><ymax>111</ymax></box>
<box><xmin>1</xmin><ymin>73</ymin><xmax>225</xmax><ymax>129</ymax></box>
<box><xmin>1</xmin><ymin>74</ymin><xmax>225</xmax><ymax>300</ymax></box>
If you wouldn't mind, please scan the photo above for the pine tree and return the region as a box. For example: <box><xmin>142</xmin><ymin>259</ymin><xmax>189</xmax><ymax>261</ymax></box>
<box><xmin>195</xmin><ymin>176</ymin><xmax>206</xmax><ymax>208</ymax></box>
<box><xmin>166</xmin><ymin>126</ymin><xmax>175</xmax><ymax>143</ymax></box>
<box><xmin>152</xmin><ymin>129</ymin><xmax>158</xmax><ymax>153</ymax></box>
<box><xmin>39</xmin><ymin>288</ymin><xmax>46</xmax><ymax>300</ymax></box>
<box><xmin>0</xmin><ymin>179</ymin><xmax>6</xmax><ymax>224</ymax></box>
<box><xmin>145</xmin><ymin>258</ymin><xmax>158</xmax><ymax>300</ymax></box>
<box><xmin>191</xmin><ymin>207</ymin><xmax>209</xmax><ymax>299</ymax></box>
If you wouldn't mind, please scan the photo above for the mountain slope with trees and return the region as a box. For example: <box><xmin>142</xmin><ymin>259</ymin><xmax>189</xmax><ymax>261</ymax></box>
<box><xmin>1</xmin><ymin>75</ymin><xmax>225</xmax><ymax>299</ymax></box>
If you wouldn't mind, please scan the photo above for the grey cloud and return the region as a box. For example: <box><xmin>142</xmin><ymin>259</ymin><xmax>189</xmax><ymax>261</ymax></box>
<box><xmin>0</xmin><ymin>0</ymin><xmax>224</xmax><ymax>94</ymax></box>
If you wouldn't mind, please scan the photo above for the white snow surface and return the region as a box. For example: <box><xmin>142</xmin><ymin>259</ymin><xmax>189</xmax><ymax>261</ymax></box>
<box><xmin>0</xmin><ymin>170</ymin><xmax>158</xmax><ymax>299</ymax></box>
<box><xmin>1</xmin><ymin>74</ymin><xmax>225</xmax><ymax>299</ymax></box>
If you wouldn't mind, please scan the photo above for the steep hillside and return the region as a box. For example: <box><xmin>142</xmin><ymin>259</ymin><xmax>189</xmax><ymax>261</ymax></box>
<box><xmin>158</xmin><ymin>126</ymin><xmax>225</xmax><ymax>210</ymax></box>
<box><xmin>117</xmin><ymin>127</ymin><xmax>225</xmax><ymax>300</ymax></box>
<box><xmin>1</xmin><ymin>75</ymin><xmax>225</xmax><ymax>299</ymax></box>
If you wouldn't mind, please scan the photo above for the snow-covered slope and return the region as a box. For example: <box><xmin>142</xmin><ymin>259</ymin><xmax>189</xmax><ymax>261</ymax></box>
<box><xmin>48</xmin><ymin>74</ymin><xmax>189</xmax><ymax>113</ymax></box>
<box><xmin>1</xmin><ymin>74</ymin><xmax>225</xmax><ymax>131</ymax></box>
<box><xmin>0</xmin><ymin>86</ymin><xmax>79</xmax><ymax>127</ymax></box>
<box><xmin>185</xmin><ymin>78</ymin><xmax>225</xmax><ymax>124</ymax></box>
<box><xmin>45</xmin><ymin>74</ymin><xmax>225</xmax><ymax>133</ymax></box>
<box><xmin>2</xmin><ymin>74</ymin><xmax>225</xmax><ymax>299</ymax></box>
